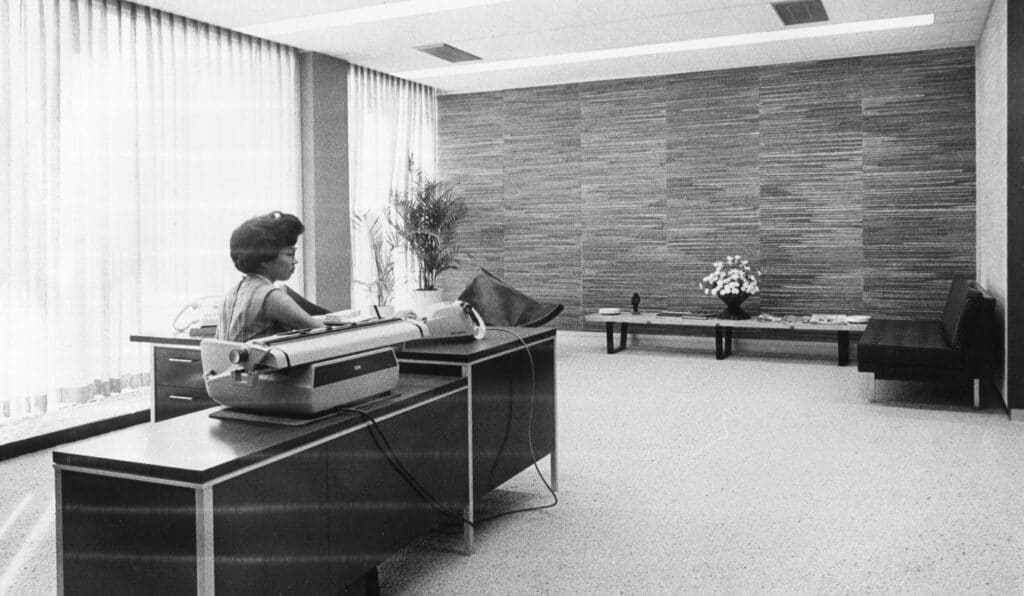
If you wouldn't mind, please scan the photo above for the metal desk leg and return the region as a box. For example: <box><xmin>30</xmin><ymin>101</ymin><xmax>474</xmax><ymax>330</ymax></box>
<box><xmin>606</xmin><ymin>322</ymin><xmax>628</xmax><ymax>353</ymax></box>
<box><xmin>551</xmin><ymin>347</ymin><xmax>558</xmax><ymax>492</ymax></box>
<box><xmin>837</xmin><ymin>330</ymin><xmax>850</xmax><ymax>366</ymax></box>
<box><xmin>463</xmin><ymin>504</ymin><xmax>474</xmax><ymax>555</ymax></box>
<box><xmin>464</xmin><ymin>364</ymin><xmax>474</xmax><ymax>555</ymax></box>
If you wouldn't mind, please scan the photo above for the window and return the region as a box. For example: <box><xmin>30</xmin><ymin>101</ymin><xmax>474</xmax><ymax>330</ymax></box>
<box><xmin>1</xmin><ymin>0</ymin><xmax>301</xmax><ymax>440</ymax></box>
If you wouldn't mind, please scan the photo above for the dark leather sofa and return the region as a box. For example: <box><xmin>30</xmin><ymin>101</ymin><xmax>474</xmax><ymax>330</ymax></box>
<box><xmin>857</xmin><ymin>276</ymin><xmax>995</xmax><ymax>409</ymax></box>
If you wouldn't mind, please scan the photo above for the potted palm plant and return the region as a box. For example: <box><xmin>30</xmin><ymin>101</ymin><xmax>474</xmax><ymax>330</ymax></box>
<box><xmin>389</xmin><ymin>158</ymin><xmax>467</xmax><ymax>312</ymax></box>
<box><xmin>352</xmin><ymin>208</ymin><xmax>397</xmax><ymax>315</ymax></box>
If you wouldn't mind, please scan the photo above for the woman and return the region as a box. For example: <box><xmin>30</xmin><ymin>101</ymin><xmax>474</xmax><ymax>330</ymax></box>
<box><xmin>216</xmin><ymin>211</ymin><xmax>325</xmax><ymax>342</ymax></box>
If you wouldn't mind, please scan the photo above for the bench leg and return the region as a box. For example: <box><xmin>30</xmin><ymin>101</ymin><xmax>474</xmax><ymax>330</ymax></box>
<box><xmin>725</xmin><ymin>327</ymin><xmax>733</xmax><ymax>357</ymax></box>
<box><xmin>837</xmin><ymin>331</ymin><xmax>850</xmax><ymax>366</ymax></box>
<box><xmin>606</xmin><ymin>322</ymin><xmax>629</xmax><ymax>354</ymax></box>
<box><xmin>973</xmin><ymin>378</ymin><xmax>981</xmax><ymax>410</ymax></box>
<box><xmin>715</xmin><ymin>326</ymin><xmax>727</xmax><ymax>360</ymax></box>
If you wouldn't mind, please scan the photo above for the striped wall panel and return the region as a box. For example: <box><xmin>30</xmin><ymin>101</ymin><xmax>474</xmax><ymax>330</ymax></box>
<box><xmin>861</xmin><ymin>49</ymin><xmax>976</xmax><ymax>317</ymax></box>
<box><xmin>437</xmin><ymin>47</ymin><xmax>976</xmax><ymax>329</ymax></box>
<box><xmin>580</xmin><ymin>77</ymin><xmax>669</xmax><ymax>313</ymax></box>
<box><xmin>758</xmin><ymin>58</ymin><xmax>865</xmax><ymax>315</ymax></box>
<box><xmin>437</xmin><ymin>92</ymin><xmax>505</xmax><ymax>298</ymax></box>
<box><xmin>667</xmin><ymin>68</ymin><xmax>761</xmax><ymax>314</ymax></box>
<box><xmin>502</xmin><ymin>85</ymin><xmax>583</xmax><ymax>329</ymax></box>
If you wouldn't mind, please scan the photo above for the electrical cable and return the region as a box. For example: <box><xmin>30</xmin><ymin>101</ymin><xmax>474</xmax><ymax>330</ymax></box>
<box><xmin>472</xmin><ymin>327</ymin><xmax>558</xmax><ymax>525</ymax></box>
<box><xmin>339</xmin><ymin>326</ymin><xmax>559</xmax><ymax>535</ymax></box>
<box><xmin>338</xmin><ymin>405</ymin><xmax>474</xmax><ymax>527</ymax></box>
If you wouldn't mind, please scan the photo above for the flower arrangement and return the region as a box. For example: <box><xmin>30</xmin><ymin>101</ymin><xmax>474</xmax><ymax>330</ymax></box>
<box><xmin>699</xmin><ymin>255</ymin><xmax>761</xmax><ymax>296</ymax></box>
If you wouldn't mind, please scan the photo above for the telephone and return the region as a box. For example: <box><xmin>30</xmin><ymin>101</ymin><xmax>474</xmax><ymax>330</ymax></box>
<box><xmin>173</xmin><ymin>295</ymin><xmax>222</xmax><ymax>332</ymax></box>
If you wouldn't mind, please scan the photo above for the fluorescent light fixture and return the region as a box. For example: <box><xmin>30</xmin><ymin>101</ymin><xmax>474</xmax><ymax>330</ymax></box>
<box><xmin>395</xmin><ymin>14</ymin><xmax>934</xmax><ymax>79</ymax></box>
<box><xmin>238</xmin><ymin>0</ymin><xmax>511</xmax><ymax>37</ymax></box>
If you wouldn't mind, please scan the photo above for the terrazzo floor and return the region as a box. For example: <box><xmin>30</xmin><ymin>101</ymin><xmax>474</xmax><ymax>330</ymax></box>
<box><xmin>2</xmin><ymin>331</ymin><xmax>1022</xmax><ymax>595</ymax></box>
<box><xmin>380</xmin><ymin>332</ymin><xmax>1024</xmax><ymax>595</ymax></box>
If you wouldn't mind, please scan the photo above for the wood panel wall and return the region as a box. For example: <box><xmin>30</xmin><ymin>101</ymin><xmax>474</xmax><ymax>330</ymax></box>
<box><xmin>438</xmin><ymin>48</ymin><xmax>976</xmax><ymax>330</ymax></box>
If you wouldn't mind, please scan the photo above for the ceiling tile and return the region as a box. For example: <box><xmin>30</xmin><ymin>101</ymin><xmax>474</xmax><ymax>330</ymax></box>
<box><xmin>128</xmin><ymin>0</ymin><xmax>994</xmax><ymax>94</ymax></box>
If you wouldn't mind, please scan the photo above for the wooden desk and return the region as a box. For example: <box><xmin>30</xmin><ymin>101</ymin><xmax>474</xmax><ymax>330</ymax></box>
<box><xmin>396</xmin><ymin>326</ymin><xmax>557</xmax><ymax>551</ymax></box>
<box><xmin>585</xmin><ymin>311</ymin><xmax>866</xmax><ymax>366</ymax></box>
<box><xmin>53</xmin><ymin>375</ymin><xmax>468</xmax><ymax>596</ymax></box>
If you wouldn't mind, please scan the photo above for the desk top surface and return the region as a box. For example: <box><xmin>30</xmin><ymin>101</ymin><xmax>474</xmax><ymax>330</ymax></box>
<box><xmin>396</xmin><ymin>326</ymin><xmax>555</xmax><ymax>363</ymax></box>
<box><xmin>585</xmin><ymin>311</ymin><xmax>866</xmax><ymax>332</ymax></box>
<box><xmin>53</xmin><ymin>374</ymin><xmax>467</xmax><ymax>485</ymax></box>
<box><xmin>130</xmin><ymin>332</ymin><xmax>204</xmax><ymax>346</ymax></box>
<box><xmin>131</xmin><ymin>326</ymin><xmax>557</xmax><ymax>360</ymax></box>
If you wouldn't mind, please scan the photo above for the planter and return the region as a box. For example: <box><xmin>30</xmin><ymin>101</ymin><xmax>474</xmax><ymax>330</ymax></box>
<box><xmin>717</xmin><ymin>292</ymin><xmax>751</xmax><ymax>320</ymax></box>
<box><xmin>409</xmin><ymin>289</ymin><xmax>443</xmax><ymax>316</ymax></box>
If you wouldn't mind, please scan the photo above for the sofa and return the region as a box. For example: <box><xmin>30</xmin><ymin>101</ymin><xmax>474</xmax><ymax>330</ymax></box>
<box><xmin>857</xmin><ymin>276</ymin><xmax>995</xmax><ymax>409</ymax></box>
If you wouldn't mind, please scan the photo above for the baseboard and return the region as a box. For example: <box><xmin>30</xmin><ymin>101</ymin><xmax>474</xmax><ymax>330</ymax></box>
<box><xmin>0</xmin><ymin>409</ymin><xmax>150</xmax><ymax>462</ymax></box>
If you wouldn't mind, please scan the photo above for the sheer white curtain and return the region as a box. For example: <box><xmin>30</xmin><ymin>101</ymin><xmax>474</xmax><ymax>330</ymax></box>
<box><xmin>1</xmin><ymin>0</ymin><xmax>300</xmax><ymax>419</ymax></box>
<box><xmin>347</xmin><ymin>65</ymin><xmax>436</xmax><ymax>309</ymax></box>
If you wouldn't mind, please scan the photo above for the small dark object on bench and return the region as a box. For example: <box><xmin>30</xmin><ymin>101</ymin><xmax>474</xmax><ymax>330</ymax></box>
<box><xmin>857</xmin><ymin>276</ymin><xmax>995</xmax><ymax>409</ymax></box>
<box><xmin>457</xmin><ymin>268</ymin><xmax>564</xmax><ymax>327</ymax></box>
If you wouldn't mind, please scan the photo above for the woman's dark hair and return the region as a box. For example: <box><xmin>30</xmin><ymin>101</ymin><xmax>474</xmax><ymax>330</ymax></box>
<box><xmin>229</xmin><ymin>211</ymin><xmax>304</xmax><ymax>274</ymax></box>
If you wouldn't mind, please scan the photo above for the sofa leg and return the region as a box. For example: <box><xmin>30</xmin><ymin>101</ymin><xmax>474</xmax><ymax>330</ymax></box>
<box><xmin>973</xmin><ymin>378</ymin><xmax>981</xmax><ymax>410</ymax></box>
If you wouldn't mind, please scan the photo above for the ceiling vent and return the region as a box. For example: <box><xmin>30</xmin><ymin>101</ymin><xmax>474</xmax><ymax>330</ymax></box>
<box><xmin>416</xmin><ymin>43</ymin><xmax>481</xmax><ymax>63</ymax></box>
<box><xmin>771</xmin><ymin>0</ymin><xmax>829</xmax><ymax>26</ymax></box>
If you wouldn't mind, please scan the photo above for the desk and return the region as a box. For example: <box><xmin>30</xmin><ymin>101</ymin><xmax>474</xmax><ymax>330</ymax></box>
<box><xmin>585</xmin><ymin>312</ymin><xmax>865</xmax><ymax>366</ymax></box>
<box><xmin>53</xmin><ymin>375</ymin><xmax>468</xmax><ymax>596</ymax></box>
<box><xmin>396</xmin><ymin>326</ymin><xmax>557</xmax><ymax>551</ymax></box>
<box><xmin>131</xmin><ymin>327</ymin><xmax>558</xmax><ymax>553</ymax></box>
<box><xmin>130</xmin><ymin>334</ymin><xmax>217</xmax><ymax>422</ymax></box>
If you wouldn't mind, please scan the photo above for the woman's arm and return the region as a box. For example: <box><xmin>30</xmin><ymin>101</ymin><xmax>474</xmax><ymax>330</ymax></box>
<box><xmin>263</xmin><ymin>289</ymin><xmax>326</xmax><ymax>332</ymax></box>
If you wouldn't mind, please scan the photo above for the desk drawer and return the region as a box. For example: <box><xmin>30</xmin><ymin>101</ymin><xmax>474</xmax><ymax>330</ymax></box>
<box><xmin>154</xmin><ymin>347</ymin><xmax>205</xmax><ymax>389</ymax></box>
<box><xmin>154</xmin><ymin>386</ymin><xmax>217</xmax><ymax>421</ymax></box>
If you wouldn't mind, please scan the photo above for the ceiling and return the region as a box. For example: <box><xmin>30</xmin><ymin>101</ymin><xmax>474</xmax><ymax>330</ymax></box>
<box><xmin>131</xmin><ymin>0</ymin><xmax>994</xmax><ymax>95</ymax></box>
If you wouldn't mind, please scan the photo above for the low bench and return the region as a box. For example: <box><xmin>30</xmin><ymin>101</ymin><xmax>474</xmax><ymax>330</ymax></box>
<box><xmin>584</xmin><ymin>311</ymin><xmax>867</xmax><ymax>366</ymax></box>
<box><xmin>857</xmin><ymin>276</ymin><xmax>995</xmax><ymax>409</ymax></box>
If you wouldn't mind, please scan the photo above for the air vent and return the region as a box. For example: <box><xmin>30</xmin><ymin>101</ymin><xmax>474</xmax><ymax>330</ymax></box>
<box><xmin>771</xmin><ymin>0</ymin><xmax>829</xmax><ymax>26</ymax></box>
<box><xmin>416</xmin><ymin>43</ymin><xmax>481</xmax><ymax>63</ymax></box>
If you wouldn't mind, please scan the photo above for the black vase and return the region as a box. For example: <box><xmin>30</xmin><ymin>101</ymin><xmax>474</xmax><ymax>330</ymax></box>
<box><xmin>717</xmin><ymin>292</ymin><xmax>751</xmax><ymax>320</ymax></box>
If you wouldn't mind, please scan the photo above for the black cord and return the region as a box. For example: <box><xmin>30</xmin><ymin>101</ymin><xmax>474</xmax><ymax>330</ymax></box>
<box><xmin>486</xmin><ymin>373</ymin><xmax>517</xmax><ymax>490</ymax></box>
<box><xmin>472</xmin><ymin>328</ymin><xmax>559</xmax><ymax>525</ymax></box>
<box><xmin>338</xmin><ymin>406</ymin><xmax>474</xmax><ymax>527</ymax></box>
<box><xmin>339</xmin><ymin>328</ymin><xmax>559</xmax><ymax>535</ymax></box>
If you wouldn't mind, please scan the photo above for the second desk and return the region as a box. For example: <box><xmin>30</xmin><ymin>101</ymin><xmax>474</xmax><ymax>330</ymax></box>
<box><xmin>396</xmin><ymin>326</ymin><xmax>557</xmax><ymax>551</ymax></box>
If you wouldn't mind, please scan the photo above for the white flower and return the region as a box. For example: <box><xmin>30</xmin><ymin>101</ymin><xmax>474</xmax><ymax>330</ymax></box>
<box><xmin>698</xmin><ymin>254</ymin><xmax>762</xmax><ymax>297</ymax></box>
